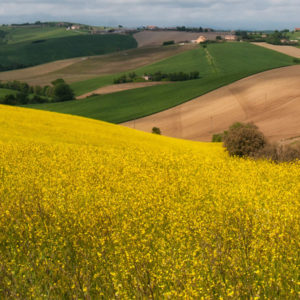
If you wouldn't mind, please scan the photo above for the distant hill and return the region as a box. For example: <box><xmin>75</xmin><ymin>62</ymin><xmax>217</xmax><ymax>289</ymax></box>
<box><xmin>0</xmin><ymin>34</ymin><xmax>137</xmax><ymax>71</ymax></box>
<box><xmin>27</xmin><ymin>43</ymin><xmax>295</xmax><ymax>124</ymax></box>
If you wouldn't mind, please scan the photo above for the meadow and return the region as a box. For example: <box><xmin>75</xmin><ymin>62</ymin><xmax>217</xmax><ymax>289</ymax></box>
<box><xmin>28</xmin><ymin>42</ymin><xmax>296</xmax><ymax>123</ymax></box>
<box><xmin>0</xmin><ymin>105</ymin><xmax>299</xmax><ymax>298</ymax></box>
<box><xmin>0</xmin><ymin>34</ymin><xmax>137</xmax><ymax>71</ymax></box>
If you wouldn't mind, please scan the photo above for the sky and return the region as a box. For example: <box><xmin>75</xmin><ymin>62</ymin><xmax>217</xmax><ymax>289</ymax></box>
<box><xmin>0</xmin><ymin>0</ymin><xmax>299</xmax><ymax>30</ymax></box>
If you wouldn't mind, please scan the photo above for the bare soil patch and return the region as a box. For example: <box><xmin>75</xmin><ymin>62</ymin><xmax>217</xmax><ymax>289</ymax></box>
<box><xmin>123</xmin><ymin>65</ymin><xmax>300</xmax><ymax>142</ymax></box>
<box><xmin>252</xmin><ymin>42</ymin><xmax>300</xmax><ymax>58</ymax></box>
<box><xmin>77</xmin><ymin>82</ymin><xmax>170</xmax><ymax>99</ymax></box>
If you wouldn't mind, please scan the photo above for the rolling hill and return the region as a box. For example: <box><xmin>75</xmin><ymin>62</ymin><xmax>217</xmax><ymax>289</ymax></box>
<box><xmin>0</xmin><ymin>34</ymin><xmax>137</xmax><ymax>71</ymax></box>
<box><xmin>0</xmin><ymin>44</ymin><xmax>194</xmax><ymax>86</ymax></box>
<box><xmin>124</xmin><ymin>65</ymin><xmax>300</xmax><ymax>142</ymax></box>
<box><xmin>27</xmin><ymin>43</ymin><xmax>296</xmax><ymax>123</ymax></box>
<box><xmin>0</xmin><ymin>104</ymin><xmax>299</xmax><ymax>298</ymax></box>
<box><xmin>0</xmin><ymin>24</ymin><xmax>87</xmax><ymax>44</ymax></box>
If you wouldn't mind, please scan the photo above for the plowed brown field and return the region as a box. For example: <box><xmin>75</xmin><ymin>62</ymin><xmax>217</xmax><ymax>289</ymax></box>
<box><xmin>123</xmin><ymin>65</ymin><xmax>300</xmax><ymax>142</ymax></box>
<box><xmin>252</xmin><ymin>42</ymin><xmax>300</xmax><ymax>58</ymax></box>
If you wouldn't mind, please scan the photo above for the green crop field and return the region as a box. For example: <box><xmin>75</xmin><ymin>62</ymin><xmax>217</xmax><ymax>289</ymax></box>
<box><xmin>26</xmin><ymin>42</ymin><xmax>295</xmax><ymax>123</ymax></box>
<box><xmin>0</xmin><ymin>34</ymin><xmax>137</xmax><ymax>71</ymax></box>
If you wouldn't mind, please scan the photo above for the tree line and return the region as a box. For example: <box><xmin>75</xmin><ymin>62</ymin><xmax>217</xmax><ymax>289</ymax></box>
<box><xmin>113</xmin><ymin>71</ymin><xmax>200</xmax><ymax>84</ymax></box>
<box><xmin>0</xmin><ymin>79</ymin><xmax>75</xmax><ymax>106</ymax></box>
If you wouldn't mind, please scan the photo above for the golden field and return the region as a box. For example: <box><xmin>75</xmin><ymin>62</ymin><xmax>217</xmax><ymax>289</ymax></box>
<box><xmin>0</xmin><ymin>105</ymin><xmax>299</xmax><ymax>299</ymax></box>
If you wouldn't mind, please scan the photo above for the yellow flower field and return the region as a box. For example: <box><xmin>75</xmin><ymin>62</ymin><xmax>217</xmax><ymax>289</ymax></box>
<box><xmin>0</xmin><ymin>105</ymin><xmax>299</xmax><ymax>299</ymax></box>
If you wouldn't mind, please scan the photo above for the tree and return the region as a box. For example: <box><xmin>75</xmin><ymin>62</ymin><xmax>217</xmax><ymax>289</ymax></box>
<box><xmin>223</xmin><ymin>122</ymin><xmax>266</xmax><ymax>157</ymax></box>
<box><xmin>51</xmin><ymin>78</ymin><xmax>66</xmax><ymax>86</ymax></box>
<box><xmin>2</xmin><ymin>94</ymin><xmax>17</xmax><ymax>105</ymax></box>
<box><xmin>53</xmin><ymin>83</ymin><xmax>75</xmax><ymax>102</ymax></box>
<box><xmin>128</xmin><ymin>72</ymin><xmax>137</xmax><ymax>80</ymax></box>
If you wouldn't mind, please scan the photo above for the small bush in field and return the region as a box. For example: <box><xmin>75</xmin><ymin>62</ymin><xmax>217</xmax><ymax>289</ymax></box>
<box><xmin>212</xmin><ymin>133</ymin><xmax>224</xmax><ymax>142</ymax></box>
<box><xmin>152</xmin><ymin>127</ymin><xmax>161</xmax><ymax>135</ymax></box>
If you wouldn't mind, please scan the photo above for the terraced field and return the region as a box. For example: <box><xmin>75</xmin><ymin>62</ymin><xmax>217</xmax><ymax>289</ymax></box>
<box><xmin>0</xmin><ymin>105</ymin><xmax>299</xmax><ymax>298</ymax></box>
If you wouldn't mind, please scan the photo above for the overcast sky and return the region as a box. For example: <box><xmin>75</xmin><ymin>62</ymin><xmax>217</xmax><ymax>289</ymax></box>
<box><xmin>0</xmin><ymin>0</ymin><xmax>299</xmax><ymax>30</ymax></box>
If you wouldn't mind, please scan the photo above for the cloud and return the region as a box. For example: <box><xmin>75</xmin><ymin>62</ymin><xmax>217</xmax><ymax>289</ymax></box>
<box><xmin>0</xmin><ymin>0</ymin><xmax>300</xmax><ymax>29</ymax></box>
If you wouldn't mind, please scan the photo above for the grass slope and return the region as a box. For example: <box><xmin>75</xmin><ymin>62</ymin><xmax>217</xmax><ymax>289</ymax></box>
<box><xmin>28</xmin><ymin>43</ymin><xmax>295</xmax><ymax>123</ymax></box>
<box><xmin>0</xmin><ymin>88</ymin><xmax>17</xmax><ymax>98</ymax></box>
<box><xmin>0</xmin><ymin>34</ymin><xmax>137</xmax><ymax>71</ymax></box>
<box><xmin>0</xmin><ymin>105</ymin><xmax>299</xmax><ymax>298</ymax></box>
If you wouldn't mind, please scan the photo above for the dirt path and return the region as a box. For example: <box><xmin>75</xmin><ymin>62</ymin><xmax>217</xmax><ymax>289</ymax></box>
<box><xmin>252</xmin><ymin>42</ymin><xmax>300</xmax><ymax>58</ymax></box>
<box><xmin>77</xmin><ymin>82</ymin><xmax>171</xmax><ymax>99</ymax></box>
<box><xmin>123</xmin><ymin>65</ymin><xmax>300</xmax><ymax>142</ymax></box>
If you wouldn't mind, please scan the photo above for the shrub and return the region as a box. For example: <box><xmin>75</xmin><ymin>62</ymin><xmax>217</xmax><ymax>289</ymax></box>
<box><xmin>152</xmin><ymin>127</ymin><xmax>161</xmax><ymax>135</ymax></box>
<box><xmin>2</xmin><ymin>94</ymin><xmax>17</xmax><ymax>105</ymax></box>
<box><xmin>212</xmin><ymin>133</ymin><xmax>223</xmax><ymax>142</ymax></box>
<box><xmin>254</xmin><ymin>143</ymin><xmax>300</xmax><ymax>162</ymax></box>
<box><xmin>163</xmin><ymin>40</ymin><xmax>175</xmax><ymax>46</ymax></box>
<box><xmin>223</xmin><ymin>122</ymin><xmax>266</xmax><ymax>157</ymax></box>
<box><xmin>51</xmin><ymin>78</ymin><xmax>66</xmax><ymax>86</ymax></box>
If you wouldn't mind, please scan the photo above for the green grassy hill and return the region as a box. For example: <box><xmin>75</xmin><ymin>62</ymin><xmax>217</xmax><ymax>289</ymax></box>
<box><xmin>26</xmin><ymin>42</ymin><xmax>295</xmax><ymax>123</ymax></box>
<box><xmin>0</xmin><ymin>34</ymin><xmax>137</xmax><ymax>71</ymax></box>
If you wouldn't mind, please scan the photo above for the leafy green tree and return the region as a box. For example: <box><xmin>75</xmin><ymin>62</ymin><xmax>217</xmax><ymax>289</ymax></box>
<box><xmin>51</xmin><ymin>78</ymin><xmax>66</xmax><ymax>86</ymax></box>
<box><xmin>53</xmin><ymin>83</ymin><xmax>75</xmax><ymax>102</ymax></box>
